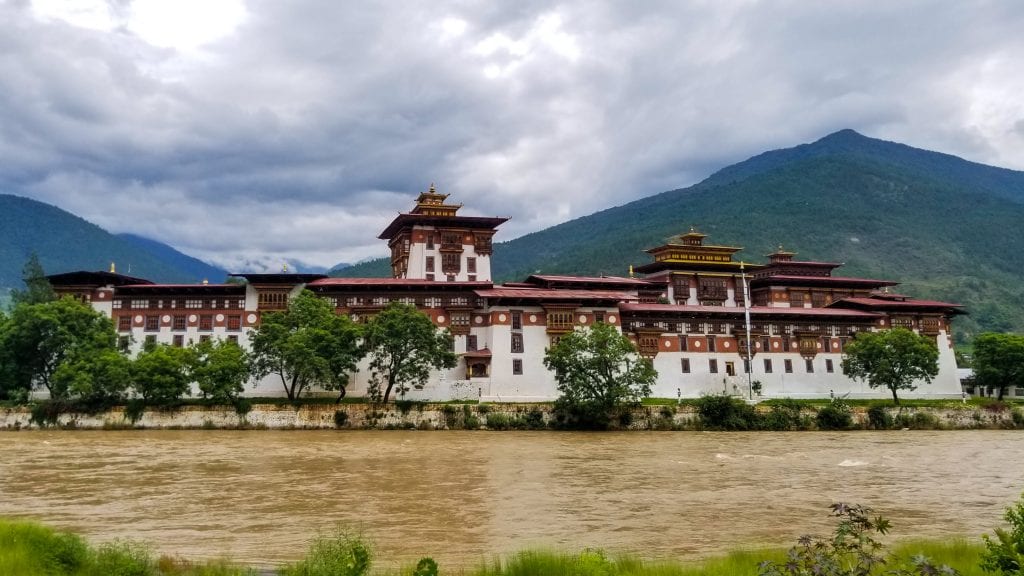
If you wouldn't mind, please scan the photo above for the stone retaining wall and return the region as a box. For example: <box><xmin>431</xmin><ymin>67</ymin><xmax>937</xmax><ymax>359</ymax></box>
<box><xmin>0</xmin><ymin>402</ymin><xmax>1019</xmax><ymax>431</ymax></box>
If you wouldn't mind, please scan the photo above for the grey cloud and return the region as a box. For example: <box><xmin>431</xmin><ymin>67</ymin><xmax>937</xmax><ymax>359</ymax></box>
<box><xmin>2</xmin><ymin>1</ymin><xmax>1023</xmax><ymax>269</ymax></box>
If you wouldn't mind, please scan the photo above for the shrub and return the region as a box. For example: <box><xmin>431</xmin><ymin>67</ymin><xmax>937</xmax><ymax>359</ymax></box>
<box><xmin>476</xmin><ymin>403</ymin><xmax>492</xmax><ymax>414</ymax></box>
<box><xmin>895</xmin><ymin>411</ymin><xmax>942</xmax><ymax>430</ymax></box>
<box><xmin>280</xmin><ymin>530</ymin><xmax>371</xmax><ymax>576</ymax></box>
<box><xmin>867</xmin><ymin>404</ymin><xmax>894</xmax><ymax>430</ymax></box>
<box><xmin>92</xmin><ymin>540</ymin><xmax>156</xmax><ymax>576</ymax></box>
<box><xmin>758</xmin><ymin>503</ymin><xmax>955</xmax><ymax>576</ymax></box>
<box><xmin>485</xmin><ymin>412</ymin><xmax>512</xmax><ymax>430</ymax></box>
<box><xmin>413</xmin><ymin>557</ymin><xmax>438</xmax><ymax>576</ymax></box>
<box><xmin>1012</xmin><ymin>409</ymin><xmax>1024</xmax><ymax>429</ymax></box>
<box><xmin>762</xmin><ymin>399</ymin><xmax>805</xmax><ymax>431</ymax></box>
<box><xmin>815</xmin><ymin>398</ymin><xmax>853</xmax><ymax>431</ymax></box>
<box><xmin>982</xmin><ymin>492</ymin><xmax>1024</xmax><ymax>574</ymax></box>
<box><xmin>233</xmin><ymin>398</ymin><xmax>252</xmax><ymax>418</ymax></box>
<box><xmin>695</xmin><ymin>394</ymin><xmax>759</xmax><ymax>430</ymax></box>
<box><xmin>333</xmin><ymin>410</ymin><xmax>349</xmax><ymax>428</ymax></box>
<box><xmin>523</xmin><ymin>408</ymin><xmax>546</xmax><ymax>430</ymax></box>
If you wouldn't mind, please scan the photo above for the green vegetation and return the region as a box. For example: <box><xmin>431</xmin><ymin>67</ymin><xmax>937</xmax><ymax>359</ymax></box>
<box><xmin>248</xmin><ymin>290</ymin><xmax>363</xmax><ymax>401</ymax></box>
<box><xmin>545</xmin><ymin>322</ymin><xmax>656</xmax><ymax>429</ymax></box>
<box><xmin>973</xmin><ymin>333</ymin><xmax>1024</xmax><ymax>401</ymax></box>
<box><xmin>0</xmin><ymin>193</ymin><xmax>226</xmax><ymax>288</ymax></box>
<box><xmin>841</xmin><ymin>328</ymin><xmax>940</xmax><ymax>405</ymax></box>
<box><xmin>363</xmin><ymin>302</ymin><xmax>457</xmax><ymax>404</ymax></box>
<box><xmin>13</xmin><ymin>491</ymin><xmax>1024</xmax><ymax>575</ymax></box>
<box><xmin>0</xmin><ymin>518</ymin><xmax>256</xmax><ymax>575</ymax></box>
<box><xmin>337</xmin><ymin>130</ymin><xmax>1024</xmax><ymax>343</ymax></box>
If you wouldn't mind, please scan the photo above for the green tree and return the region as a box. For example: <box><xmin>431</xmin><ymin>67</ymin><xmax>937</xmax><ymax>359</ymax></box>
<box><xmin>190</xmin><ymin>338</ymin><xmax>250</xmax><ymax>404</ymax></box>
<box><xmin>131</xmin><ymin>343</ymin><xmax>193</xmax><ymax>404</ymax></box>
<box><xmin>841</xmin><ymin>328</ymin><xmax>940</xmax><ymax>405</ymax></box>
<box><xmin>248</xmin><ymin>290</ymin><xmax>364</xmax><ymax>401</ymax></box>
<box><xmin>362</xmin><ymin>302</ymin><xmax>456</xmax><ymax>404</ymax></box>
<box><xmin>51</xmin><ymin>349</ymin><xmax>132</xmax><ymax>408</ymax></box>
<box><xmin>973</xmin><ymin>333</ymin><xmax>1024</xmax><ymax>401</ymax></box>
<box><xmin>0</xmin><ymin>297</ymin><xmax>117</xmax><ymax>400</ymax></box>
<box><xmin>544</xmin><ymin>322</ymin><xmax>656</xmax><ymax>428</ymax></box>
<box><xmin>10</xmin><ymin>252</ymin><xmax>56</xmax><ymax>306</ymax></box>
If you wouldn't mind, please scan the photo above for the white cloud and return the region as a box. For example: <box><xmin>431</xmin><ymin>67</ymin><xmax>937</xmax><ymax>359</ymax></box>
<box><xmin>4</xmin><ymin>1</ymin><xmax>1024</xmax><ymax>270</ymax></box>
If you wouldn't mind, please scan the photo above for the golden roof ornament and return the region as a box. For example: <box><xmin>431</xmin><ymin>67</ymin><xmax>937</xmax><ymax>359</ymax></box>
<box><xmin>110</xmin><ymin>262</ymin><xmax>116</xmax><ymax>274</ymax></box>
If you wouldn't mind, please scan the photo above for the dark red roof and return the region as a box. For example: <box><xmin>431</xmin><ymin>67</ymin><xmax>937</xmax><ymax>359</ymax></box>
<box><xmin>310</xmin><ymin>278</ymin><xmax>492</xmax><ymax>288</ymax></box>
<box><xmin>229</xmin><ymin>273</ymin><xmax>327</xmax><ymax>284</ymax></box>
<box><xmin>832</xmin><ymin>297</ymin><xmax>963</xmax><ymax>311</ymax></box>
<box><xmin>528</xmin><ymin>274</ymin><xmax>649</xmax><ymax>285</ymax></box>
<box><xmin>619</xmin><ymin>303</ymin><xmax>882</xmax><ymax>318</ymax></box>
<box><xmin>750</xmin><ymin>275</ymin><xmax>898</xmax><ymax>288</ymax></box>
<box><xmin>475</xmin><ymin>288</ymin><xmax>636</xmax><ymax>301</ymax></box>
<box><xmin>462</xmin><ymin>348</ymin><xmax>492</xmax><ymax>358</ymax></box>
<box><xmin>115</xmin><ymin>283</ymin><xmax>245</xmax><ymax>295</ymax></box>
<box><xmin>378</xmin><ymin>213</ymin><xmax>509</xmax><ymax>239</ymax></box>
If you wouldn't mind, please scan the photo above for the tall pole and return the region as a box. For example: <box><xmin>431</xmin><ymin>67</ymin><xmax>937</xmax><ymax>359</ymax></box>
<box><xmin>741</xmin><ymin>262</ymin><xmax>754</xmax><ymax>400</ymax></box>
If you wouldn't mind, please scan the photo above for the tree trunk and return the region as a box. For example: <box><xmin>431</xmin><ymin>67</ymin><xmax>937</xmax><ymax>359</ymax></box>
<box><xmin>890</xmin><ymin>387</ymin><xmax>900</xmax><ymax>406</ymax></box>
<box><xmin>998</xmin><ymin>387</ymin><xmax>1005</xmax><ymax>401</ymax></box>
<box><xmin>383</xmin><ymin>379</ymin><xmax>395</xmax><ymax>404</ymax></box>
<box><xmin>335</xmin><ymin>386</ymin><xmax>347</xmax><ymax>404</ymax></box>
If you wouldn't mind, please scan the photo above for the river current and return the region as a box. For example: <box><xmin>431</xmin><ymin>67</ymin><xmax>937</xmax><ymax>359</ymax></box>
<box><xmin>0</xmin><ymin>430</ymin><xmax>1021</xmax><ymax>567</ymax></box>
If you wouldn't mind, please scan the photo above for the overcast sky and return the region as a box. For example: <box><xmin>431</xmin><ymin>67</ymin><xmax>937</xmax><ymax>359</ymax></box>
<box><xmin>2</xmin><ymin>0</ymin><xmax>1023</xmax><ymax>271</ymax></box>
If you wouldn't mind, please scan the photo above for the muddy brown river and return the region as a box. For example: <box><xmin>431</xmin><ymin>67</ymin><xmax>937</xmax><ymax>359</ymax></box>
<box><xmin>0</xmin><ymin>430</ymin><xmax>1021</xmax><ymax>568</ymax></box>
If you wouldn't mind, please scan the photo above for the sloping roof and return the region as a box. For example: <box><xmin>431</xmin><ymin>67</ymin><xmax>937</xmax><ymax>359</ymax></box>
<box><xmin>832</xmin><ymin>297</ymin><xmax>964</xmax><ymax>311</ymax></box>
<box><xmin>378</xmin><ymin>214</ymin><xmax>509</xmax><ymax>239</ymax></box>
<box><xmin>462</xmin><ymin>348</ymin><xmax>492</xmax><ymax>358</ymax></box>
<box><xmin>115</xmin><ymin>283</ymin><xmax>245</xmax><ymax>295</ymax></box>
<box><xmin>475</xmin><ymin>288</ymin><xmax>636</xmax><ymax>301</ymax></box>
<box><xmin>309</xmin><ymin>278</ymin><xmax>492</xmax><ymax>288</ymax></box>
<box><xmin>527</xmin><ymin>274</ymin><xmax>649</xmax><ymax>285</ymax></box>
<box><xmin>750</xmin><ymin>275</ymin><xmax>898</xmax><ymax>287</ymax></box>
<box><xmin>229</xmin><ymin>273</ymin><xmax>327</xmax><ymax>284</ymax></box>
<box><xmin>47</xmin><ymin>270</ymin><xmax>155</xmax><ymax>287</ymax></box>
<box><xmin>619</xmin><ymin>303</ymin><xmax>882</xmax><ymax>318</ymax></box>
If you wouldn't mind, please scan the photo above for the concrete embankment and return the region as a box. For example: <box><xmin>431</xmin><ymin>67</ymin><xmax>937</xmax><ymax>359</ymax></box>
<box><xmin>1</xmin><ymin>401</ymin><xmax>1020</xmax><ymax>430</ymax></box>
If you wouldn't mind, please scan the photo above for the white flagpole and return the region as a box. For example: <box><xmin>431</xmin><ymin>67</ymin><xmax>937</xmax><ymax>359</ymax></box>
<box><xmin>741</xmin><ymin>262</ymin><xmax>754</xmax><ymax>400</ymax></box>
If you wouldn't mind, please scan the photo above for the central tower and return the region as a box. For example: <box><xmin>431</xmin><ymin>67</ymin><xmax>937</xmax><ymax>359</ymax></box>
<box><xmin>378</xmin><ymin>185</ymin><xmax>509</xmax><ymax>282</ymax></box>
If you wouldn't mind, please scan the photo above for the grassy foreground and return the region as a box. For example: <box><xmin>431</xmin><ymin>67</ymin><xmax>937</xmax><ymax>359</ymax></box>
<box><xmin>0</xmin><ymin>517</ymin><xmax>988</xmax><ymax>576</ymax></box>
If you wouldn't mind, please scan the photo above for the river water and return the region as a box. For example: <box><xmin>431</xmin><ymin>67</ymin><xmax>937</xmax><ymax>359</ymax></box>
<box><xmin>0</xmin><ymin>430</ymin><xmax>1021</xmax><ymax>568</ymax></box>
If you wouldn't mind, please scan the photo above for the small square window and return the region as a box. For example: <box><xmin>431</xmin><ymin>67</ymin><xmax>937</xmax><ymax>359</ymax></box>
<box><xmin>118</xmin><ymin>316</ymin><xmax>131</xmax><ymax>332</ymax></box>
<box><xmin>172</xmin><ymin>335</ymin><xmax>184</xmax><ymax>348</ymax></box>
<box><xmin>512</xmin><ymin>358</ymin><xmax>523</xmax><ymax>375</ymax></box>
<box><xmin>784</xmin><ymin>359</ymin><xmax>793</xmax><ymax>373</ymax></box>
<box><xmin>511</xmin><ymin>333</ymin><xmax>524</xmax><ymax>353</ymax></box>
<box><xmin>681</xmin><ymin>358</ymin><xmax>690</xmax><ymax>373</ymax></box>
<box><xmin>763</xmin><ymin>358</ymin><xmax>773</xmax><ymax>374</ymax></box>
<box><xmin>806</xmin><ymin>358</ymin><xmax>815</xmax><ymax>373</ymax></box>
<box><xmin>826</xmin><ymin>359</ymin><xmax>834</xmax><ymax>373</ymax></box>
<box><xmin>709</xmin><ymin>359</ymin><xmax>718</xmax><ymax>374</ymax></box>
<box><xmin>707</xmin><ymin>337</ymin><xmax>717</xmax><ymax>353</ymax></box>
<box><xmin>145</xmin><ymin>315</ymin><xmax>159</xmax><ymax>332</ymax></box>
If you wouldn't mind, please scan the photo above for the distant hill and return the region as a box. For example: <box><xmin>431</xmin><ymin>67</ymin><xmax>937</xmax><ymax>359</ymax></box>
<box><xmin>116</xmin><ymin>233</ymin><xmax>228</xmax><ymax>282</ymax></box>
<box><xmin>337</xmin><ymin>130</ymin><xmax>1024</xmax><ymax>342</ymax></box>
<box><xmin>0</xmin><ymin>194</ymin><xmax>227</xmax><ymax>288</ymax></box>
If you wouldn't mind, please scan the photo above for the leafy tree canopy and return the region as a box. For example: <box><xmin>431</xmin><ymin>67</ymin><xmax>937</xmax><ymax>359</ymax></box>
<box><xmin>972</xmin><ymin>332</ymin><xmax>1024</xmax><ymax>401</ymax></box>
<box><xmin>363</xmin><ymin>302</ymin><xmax>456</xmax><ymax>403</ymax></box>
<box><xmin>841</xmin><ymin>328</ymin><xmax>939</xmax><ymax>405</ymax></box>
<box><xmin>544</xmin><ymin>322</ymin><xmax>656</xmax><ymax>428</ymax></box>
<box><xmin>51</xmin><ymin>348</ymin><xmax>132</xmax><ymax>408</ymax></box>
<box><xmin>190</xmin><ymin>338</ymin><xmax>251</xmax><ymax>404</ymax></box>
<box><xmin>0</xmin><ymin>297</ymin><xmax>117</xmax><ymax>400</ymax></box>
<box><xmin>130</xmin><ymin>342</ymin><xmax>193</xmax><ymax>405</ymax></box>
<box><xmin>248</xmin><ymin>290</ymin><xmax>364</xmax><ymax>401</ymax></box>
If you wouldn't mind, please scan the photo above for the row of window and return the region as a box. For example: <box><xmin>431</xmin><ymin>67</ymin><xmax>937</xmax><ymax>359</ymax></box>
<box><xmin>627</xmin><ymin>321</ymin><xmax>864</xmax><ymax>337</ymax></box>
<box><xmin>120</xmin><ymin>334</ymin><xmax>239</xmax><ymax>351</ymax></box>
<box><xmin>680</xmin><ymin>357</ymin><xmax>835</xmax><ymax>375</ymax></box>
<box><xmin>115</xmin><ymin>298</ymin><xmax>246</xmax><ymax>310</ymax></box>
<box><xmin>119</xmin><ymin>315</ymin><xmax>243</xmax><ymax>332</ymax></box>
<box><xmin>425</xmin><ymin>256</ymin><xmax>477</xmax><ymax>273</ymax></box>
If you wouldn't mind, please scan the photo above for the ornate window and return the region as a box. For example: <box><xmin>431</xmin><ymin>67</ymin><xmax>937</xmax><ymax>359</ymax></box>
<box><xmin>511</xmin><ymin>333</ymin><xmax>524</xmax><ymax>353</ymax></box>
<box><xmin>173</xmin><ymin>315</ymin><xmax>186</xmax><ymax>331</ymax></box>
<box><xmin>546</xmin><ymin>310</ymin><xmax>574</xmax><ymax>333</ymax></box>
<box><xmin>637</xmin><ymin>335</ymin><xmax>659</xmax><ymax>357</ymax></box>
<box><xmin>145</xmin><ymin>315</ymin><xmax>159</xmax><ymax>332</ymax></box>
<box><xmin>118</xmin><ymin>316</ymin><xmax>131</xmax><ymax>332</ymax></box>
<box><xmin>199</xmin><ymin>315</ymin><xmax>214</xmax><ymax>331</ymax></box>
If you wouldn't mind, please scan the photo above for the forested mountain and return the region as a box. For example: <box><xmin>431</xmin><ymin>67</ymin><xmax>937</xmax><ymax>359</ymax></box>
<box><xmin>337</xmin><ymin>130</ymin><xmax>1024</xmax><ymax>341</ymax></box>
<box><xmin>116</xmin><ymin>233</ymin><xmax>228</xmax><ymax>282</ymax></box>
<box><xmin>0</xmin><ymin>194</ymin><xmax>226</xmax><ymax>288</ymax></box>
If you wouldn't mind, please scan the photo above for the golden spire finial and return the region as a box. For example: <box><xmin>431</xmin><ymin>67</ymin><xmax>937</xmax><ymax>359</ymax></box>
<box><xmin>202</xmin><ymin>278</ymin><xmax>209</xmax><ymax>285</ymax></box>
<box><xmin>628</xmin><ymin>264</ymin><xmax>634</xmax><ymax>278</ymax></box>
<box><xmin>110</xmin><ymin>262</ymin><xmax>116</xmax><ymax>274</ymax></box>
<box><xmin>428</xmin><ymin>183</ymin><xmax>436</xmax><ymax>194</ymax></box>
<box><xmin>282</xmin><ymin>263</ymin><xmax>289</xmax><ymax>273</ymax></box>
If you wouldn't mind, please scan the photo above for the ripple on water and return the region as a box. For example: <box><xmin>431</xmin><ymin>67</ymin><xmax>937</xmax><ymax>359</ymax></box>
<box><xmin>1</xmin><ymin>430</ymin><xmax>1023</xmax><ymax>567</ymax></box>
